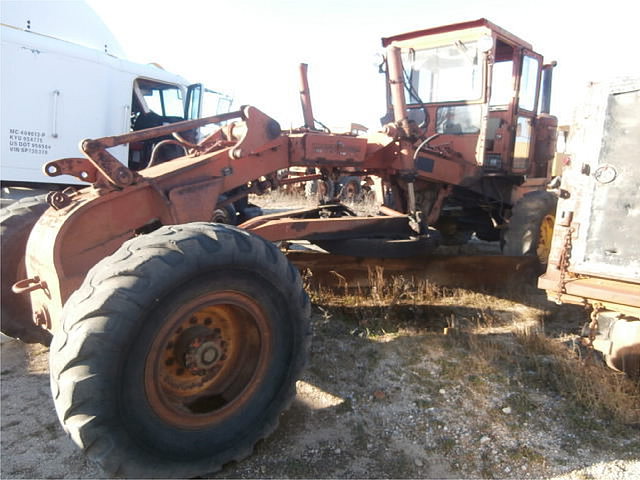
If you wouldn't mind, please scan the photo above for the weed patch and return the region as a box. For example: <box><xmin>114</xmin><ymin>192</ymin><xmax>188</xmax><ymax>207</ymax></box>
<box><xmin>307</xmin><ymin>273</ymin><xmax>640</xmax><ymax>431</ymax></box>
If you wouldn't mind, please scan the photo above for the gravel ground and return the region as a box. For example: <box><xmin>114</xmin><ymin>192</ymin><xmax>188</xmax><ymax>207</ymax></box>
<box><xmin>1</xmin><ymin>298</ymin><xmax>639</xmax><ymax>479</ymax></box>
<box><xmin>2</xmin><ymin>189</ymin><xmax>638</xmax><ymax>479</ymax></box>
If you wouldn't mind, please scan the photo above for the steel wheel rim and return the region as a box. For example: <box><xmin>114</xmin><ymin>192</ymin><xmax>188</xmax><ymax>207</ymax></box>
<box><xmin>144</xmin><ymin>290</ymin><xmax>271</xmax><ymax>428</ymax></box>
<box><xmin>536</xmin><ymin>213</ymin><xmax>555</xmax><ymax>263</ymax></box>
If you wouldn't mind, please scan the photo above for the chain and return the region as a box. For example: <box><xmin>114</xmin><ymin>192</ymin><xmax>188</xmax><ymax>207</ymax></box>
<box><xmin>587</xmin><ymin>302</ymin><xmax>604</xmax><ymax>347</ymax></box>
<box><xmin>557</xmin><ymin>226</ymin><xmax>575</xmax><ymax>295</ymax></box>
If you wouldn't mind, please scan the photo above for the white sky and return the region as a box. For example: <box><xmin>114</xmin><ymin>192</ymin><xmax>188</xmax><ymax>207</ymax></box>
<box><xmin>24</xmin><ymin>0</ymin><xmax>640</xmax><ymax>129</ymax></box>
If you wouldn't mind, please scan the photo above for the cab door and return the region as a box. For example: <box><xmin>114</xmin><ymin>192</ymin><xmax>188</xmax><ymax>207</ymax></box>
<box><xmin>512</xmin><ymin>50</ymin><xmax>543</xmax><ymax>174</ymax></box>
<box><xmin>185</xmin><ymin>83</ymin><xmax>203</xmax><ymax>120</ymax></box>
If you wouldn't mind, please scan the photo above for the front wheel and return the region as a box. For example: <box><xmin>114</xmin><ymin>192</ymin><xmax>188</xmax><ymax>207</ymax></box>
<box><xmin>49</xmin><ymin>223</ymin><xmax>310</xmax><ymax>478</ymax></box>
<box><xmin>503</xmin><ymin>190</ymin><xmax>558</xmax><ymax>264</ymax></box>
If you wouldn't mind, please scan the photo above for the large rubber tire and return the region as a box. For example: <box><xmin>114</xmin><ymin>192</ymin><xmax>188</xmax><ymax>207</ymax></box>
<box><xmin>338</xmin><ymin>176</ymin><xmax>361</xmax><ymax>202</ymax></box>
<box><xmin>0</xmin><ymin>195</ymin><xmax>52</xmax><ymax>345</ymax></box>
<box><xmin>503</xmin><ymin>190</ymin><xmax>558</xmax><ymax>264</ymax></box>
<box><xmin>307</xmin><ymin>179</ymin><xmax>335</xmax><ymax>203</ymax></box>
<box><xmin>49</xmin><ymin>223</ymin><xmax>310</xmax><ymax>478</ymax></box>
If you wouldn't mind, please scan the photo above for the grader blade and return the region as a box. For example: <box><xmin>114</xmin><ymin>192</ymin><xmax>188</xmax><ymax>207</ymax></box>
<box><xmin>287</xmin><ymin>251</ymin><xmax>540</xmax><ymax>291</ymax></box>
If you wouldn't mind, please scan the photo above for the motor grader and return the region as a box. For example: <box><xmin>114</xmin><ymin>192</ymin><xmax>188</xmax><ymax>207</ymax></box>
<box><xmin>1</xmin><ymin>19</ymin><xmax>559</xmax><ymax>478</ymax></box>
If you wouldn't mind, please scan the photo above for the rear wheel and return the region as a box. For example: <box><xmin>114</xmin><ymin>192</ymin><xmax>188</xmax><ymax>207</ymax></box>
<box><xmin>49</xmin><ymin>223</ymin><xmax>310</xmax><ymax>478</ymax></box>
<box><xmin>311</xmin><ymin>179</ymin><xmax>334</xmax><ymax>203</ymax></box>
<box><xmin>338</xmin><ymin>176</ymin><xmax>361</xmax><ymax>202</ymax></box>
<box><xmin>0</xmin><ymin>195</ymin><xmax>52</xmax><ymax>344</ymax></box>
<box><xmin>503</xmin><ymin>190</ymin><xmax>558</xmax><ymax>264</ymax></box>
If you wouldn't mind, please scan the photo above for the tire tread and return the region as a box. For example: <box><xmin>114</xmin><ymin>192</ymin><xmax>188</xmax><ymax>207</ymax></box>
<box><xmin>50</xmin><ymin>223</ymin><xmax>310</xmax><ymax>478</ymax></box>
<box><xmin>503</xmin><ymin>190</ymin><xmax>558</xmax><ymax>260</ymax></box>
<box><xmin>0</xmin><ymin>195</ymin><xmax>52</xmax><ymax>344</ymax></box>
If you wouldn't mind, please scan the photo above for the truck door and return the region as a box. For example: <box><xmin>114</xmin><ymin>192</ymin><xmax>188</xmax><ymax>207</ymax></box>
<box><xmin>185</xmin><ymin>83</ymin><xmax>202</xmax><ymax>120</ymax></box>
<box><xmin>512</xmin><ymin>51</ymin><xmax>542</xmax><ymax>174</ymax></box>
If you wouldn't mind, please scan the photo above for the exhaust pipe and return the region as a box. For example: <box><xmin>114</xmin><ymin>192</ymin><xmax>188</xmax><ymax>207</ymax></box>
<box><xmin>540</xmin><ymin>61</ymin><xmax>557</xmax><ymax>114</ymax></box>
<box><xmin>298</xmin><ymin>63</ymin><xmax>315</xmax><ymax>129</ymax></box>
<box><xmin>386</xmin><ymin>46</ymin><xmax>409</xmax><ymax>131</ymax></box>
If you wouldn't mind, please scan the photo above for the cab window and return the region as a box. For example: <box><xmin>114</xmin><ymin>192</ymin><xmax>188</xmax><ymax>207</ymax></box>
<box><xmin>489</xmin><ymin>60</ymin><xmax>514</xmax><ymax>108</ymax></box>
<box><xmin>436</xmin><ymin>105</ymin><xmax>482</xmax><ymax>134</ymax></box>
<box><xmin>519</xmin><ymin>56</ymin><xmax>539</xmax><ymax>112</ymax></box>
<box><xmin>403</xmin><ymin>41</ymin><xmax>483</xmax><ymax>103</ymax></box>
<box><xmin>143</xmin><ymin>85</ymin><xmax>184</xmax><ymax>118</ymax></box>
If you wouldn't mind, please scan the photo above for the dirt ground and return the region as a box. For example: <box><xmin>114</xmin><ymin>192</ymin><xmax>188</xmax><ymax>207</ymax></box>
<box><xmin>1</xmin><ymin>192</ymin><xmax>638</xmax><ymax>479</ymax></box>
<box><xmin>1</xmin><ymin>299</ymin><xmax>639</xmax><ymax>479</ymax></box>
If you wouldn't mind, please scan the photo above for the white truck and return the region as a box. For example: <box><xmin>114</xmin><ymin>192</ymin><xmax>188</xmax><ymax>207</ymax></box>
<box><xmin>1</xmin><ymin>1</ymin><xmax>231</xmax><ymax>189</ymax></box>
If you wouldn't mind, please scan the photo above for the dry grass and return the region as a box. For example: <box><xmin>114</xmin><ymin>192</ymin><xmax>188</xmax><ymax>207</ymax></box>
<box><xmin>306</xmin><ymin>268</ymin><xmax>640</xmax><ymax>428</ymax></box>
<box><xmin>514</xmin><ymin>331</ymin><xmax>640</xmax><ymax>426</ymax></box>
<box><xmin>249</xmin><ymin>190</ymin><xmax>313</xmax><ymax>210</ymax></box>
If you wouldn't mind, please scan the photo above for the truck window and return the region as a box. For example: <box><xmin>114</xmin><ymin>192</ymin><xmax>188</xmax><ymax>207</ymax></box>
<box><xmin>403</xmin><ymin>41</ymin><xmax>483</xmax><ymax>103</ymax></box>
<box><xmin>143</xmin><ymin>86</ymin><xmax>184</xmax><ymax>118</ymax></box>
<box><xmin>198</xmin><ymin>89</ymin><xmax>234</xmax><ymax>137</ymax></box>
<box><xmin>513</xmin><ymin>116</ymin><xmax>532</xmax><ymax>170</ymax></box>
<box><xmin>201</xmin><ymin>88</ymin><xmax>233</xmax><ymax>117</ymax></box>
<box><xmin>519</xmin><ymin>56</ymin><xmax>539</xmax><ymax>112</ymax></box>
<box><xmin>215</xmin><ymin>94</ymin><xmax>233</xmax><ymax>115</ymax></box>
<box><xmin>489</xmin><ymin>60</ymin><xmax>514</xmax><ymax>108</ymax></box>
<box><xmin>436</xmin><ymin>105</ymin><xmax>482</xmax><ymax>134</ymax></box>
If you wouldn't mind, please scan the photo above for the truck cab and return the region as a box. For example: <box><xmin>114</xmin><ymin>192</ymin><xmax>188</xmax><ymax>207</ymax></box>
<box><xmin>0</xmin><ymin>2</ymin><xmax>231</xmax><ymax>187</ymax></box>
<box><xmin>128</xmin><ymin>79</ymin><xmax>231</xmax><ymax>170</ymax></box>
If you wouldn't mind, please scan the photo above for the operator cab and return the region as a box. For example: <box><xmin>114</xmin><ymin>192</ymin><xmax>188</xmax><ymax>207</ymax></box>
<box><xmin>382</xmin><ymin>18</ymin><xmax>556</xmax><ymax>180</ymax></box>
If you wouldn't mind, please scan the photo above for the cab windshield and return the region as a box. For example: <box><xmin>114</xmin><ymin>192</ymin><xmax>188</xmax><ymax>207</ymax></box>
<box><xmin>142</xmin><ymin>84</ymin><xmax>184</xmax><ymax>118</ymax></box>
<box><xmin>403</xmin><ymin>40</ymin><xmax>483</xmax><ymax>103</ymax></box>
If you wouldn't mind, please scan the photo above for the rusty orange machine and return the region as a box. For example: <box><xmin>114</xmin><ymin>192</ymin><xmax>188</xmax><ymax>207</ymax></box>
<box><xmin>2</xmin><ymin>19</ymin><xmax>561</xmax><ymax>478</ymax></box>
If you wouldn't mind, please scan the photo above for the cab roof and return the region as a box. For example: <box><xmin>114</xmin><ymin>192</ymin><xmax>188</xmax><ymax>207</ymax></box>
<box><xmin>381</xmin><ymin>18</ymin><xmax>532</xmax><ymax>50</ymax></box>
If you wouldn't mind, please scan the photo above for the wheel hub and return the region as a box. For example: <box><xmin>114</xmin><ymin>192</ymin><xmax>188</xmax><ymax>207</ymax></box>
<box><xmin>159</xmin><ymin>321</ymin><xmax>231</xmax><ymax>395</ymax></box>
<box><xmin>184</xmin><ymin>334</ymin><xmax>227</xmax><ymax>376</ymax></box>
